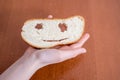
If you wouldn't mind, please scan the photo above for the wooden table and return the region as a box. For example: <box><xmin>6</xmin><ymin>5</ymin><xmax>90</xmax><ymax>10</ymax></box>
<box><xmin>0</xmin><ymin>0</ymin><xmax>120</xmax><ymax>80</ymax></box>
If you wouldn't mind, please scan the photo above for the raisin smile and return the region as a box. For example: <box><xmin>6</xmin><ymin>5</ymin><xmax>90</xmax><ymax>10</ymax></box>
<box><xmin>43</xmin><ymin>38</ymin><xmax>68</xmax><ymax>42</ymax></box>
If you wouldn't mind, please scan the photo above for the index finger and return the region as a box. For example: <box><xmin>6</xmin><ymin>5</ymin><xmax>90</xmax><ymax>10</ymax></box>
<box><xmin>70</xmin><ymin>33</ymin><xmax>90</xmax><ymax>48</ymax></box>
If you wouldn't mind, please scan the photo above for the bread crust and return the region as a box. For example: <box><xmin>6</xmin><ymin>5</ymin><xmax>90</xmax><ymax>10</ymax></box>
<box><xmin>21</xmin><ymin>15</ymin><xmax>85</xmax><ymax>48</ymax></box>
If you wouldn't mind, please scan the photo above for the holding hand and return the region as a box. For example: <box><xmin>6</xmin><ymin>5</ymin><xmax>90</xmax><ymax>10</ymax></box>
<box><xmin>0</xmin><ymin>15</ymin><xmax>90</xmax><ymax>80</ymax></box>
<box><xmin>24</xmin><ymin>33</ymin><xmax>90</xmax><ymax>68</ymax></box>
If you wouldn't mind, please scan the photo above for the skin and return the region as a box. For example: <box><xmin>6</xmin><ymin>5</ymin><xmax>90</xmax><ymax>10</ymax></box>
<box><xmin>0</xmin><ymin>15</ymin><xmax>90</xmax><ymax>80</ymax></box>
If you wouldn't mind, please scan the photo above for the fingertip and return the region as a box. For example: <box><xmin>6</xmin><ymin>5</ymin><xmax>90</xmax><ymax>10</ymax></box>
<box><xmin>48</xmin><ymin>15</ymin><xmax>53</xmax><ymax>18</ymax></box>
<box><xmin>85</xmin><ymin>33</ymin><xmax>90</xmax><ymax>38</ymax></box>
<box><xmin>74</xmin><ymin>33</ymin><xmax>90</xmax><ymax>47</ymax></box>
<box><xmin>81</xmin><ymin>48</ymin><xmax>87</xmax><ymax>53</ymax></box>
<box><xmin>25</xmin><ymin>46</ymin><xmax>37</xmax><ymax>53</ymax></box>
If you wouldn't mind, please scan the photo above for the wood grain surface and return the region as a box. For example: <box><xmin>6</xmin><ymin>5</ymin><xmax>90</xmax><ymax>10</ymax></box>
<box><xmin>0</xmin><ymin>0</ymin><xmax>120</xmax><ymax>80</ymax></box>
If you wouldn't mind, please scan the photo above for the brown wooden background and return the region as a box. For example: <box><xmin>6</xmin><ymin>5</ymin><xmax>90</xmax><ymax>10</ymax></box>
<box><xmin>0</xmin><ymin>0</ymin><xmax>120</xmax><ymax>80</ymax></box>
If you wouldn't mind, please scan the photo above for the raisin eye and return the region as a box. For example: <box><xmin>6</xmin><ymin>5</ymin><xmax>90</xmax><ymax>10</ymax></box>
<box><xmin>35</xmin><ymin>24</ymin><xmax>43</xmax><ymax>29</ymax></box>
<box><xmin>58</xmin><ymin>23</ymin><xmax>67</xmax><ymax>32</ymax></box>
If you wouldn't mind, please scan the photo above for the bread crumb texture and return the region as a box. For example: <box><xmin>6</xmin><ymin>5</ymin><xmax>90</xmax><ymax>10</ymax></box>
<box><xmin>21</xmin><ymin>16</ymin><xmax>85</xmax><ymax>48</ymax></box>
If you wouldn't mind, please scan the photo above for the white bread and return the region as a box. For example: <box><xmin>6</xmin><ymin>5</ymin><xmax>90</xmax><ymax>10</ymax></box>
<box><xmin>21</xmin><ymin>16</ymin><xmax>85</xmax><ymax>48</ymax></box>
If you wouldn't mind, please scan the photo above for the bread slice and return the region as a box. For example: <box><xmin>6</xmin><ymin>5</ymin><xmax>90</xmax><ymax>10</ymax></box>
<box><xmin>21</xmin><ymin>16</ymin><xmax>85</xmax><ymax>48</ymax></box>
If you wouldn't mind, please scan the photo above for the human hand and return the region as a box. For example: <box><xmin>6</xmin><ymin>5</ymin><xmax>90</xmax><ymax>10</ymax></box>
<box><xmin>1</xmin><ymin>33</ymin><xmax>89</xmax><ymax>80</ymax></box>
<box><xmin>24</xmin><ymin>32</ymin><xmax>90</xmax><ymax>69</ymax></box>
<box><xmin>0</xmin><ymin>15</ymin><xmax>90</xmax><ymax>80</ymax></box>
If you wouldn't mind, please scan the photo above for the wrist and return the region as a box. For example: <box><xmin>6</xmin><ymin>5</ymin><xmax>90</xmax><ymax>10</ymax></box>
<box><xmin>25</xmin><ymin>52</ymin><xmax>46</xmax><ymax>70</ymax></box>
<box><xmin>0</xmin><ymin>53</ymin><xmax>45</xmax><ymax>80</ymax></box>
